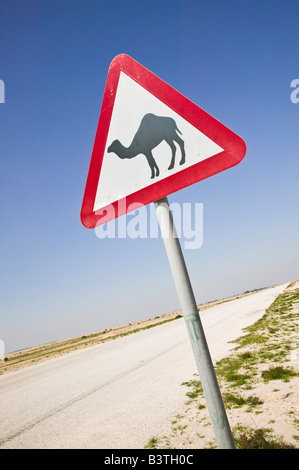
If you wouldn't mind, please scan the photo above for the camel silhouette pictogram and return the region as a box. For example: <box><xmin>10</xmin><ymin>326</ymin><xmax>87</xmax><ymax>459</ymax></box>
<box><xmin>107</xmin><ymin>113</ymin><xmax>186</xmax><ymax>179</ymax></box>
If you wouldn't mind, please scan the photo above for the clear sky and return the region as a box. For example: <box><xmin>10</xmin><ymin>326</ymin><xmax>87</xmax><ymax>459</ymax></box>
<box><xmin>1</xmin><ymin>0</ymin><xmax>298</xmax><ymax>353</ymax></box>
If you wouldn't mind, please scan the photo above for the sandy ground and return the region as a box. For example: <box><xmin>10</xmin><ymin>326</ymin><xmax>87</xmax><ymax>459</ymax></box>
<box><xmin>150</xmin><ymin>281</ymin><xmax>299</xmax><ymax>449</ymax></box>
<box><xmin>0</xmin><ymin>290</ymin><xmax>263</xmax><ymax>376</ymax></box>
<box><xmin>1</xmin><ymin>282</ymin><xmax>297</xmax><ymax>449</ymax></box>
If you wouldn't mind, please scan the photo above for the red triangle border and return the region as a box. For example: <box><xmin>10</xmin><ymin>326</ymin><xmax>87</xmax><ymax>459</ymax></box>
<box><xmin>81</xmin><ymin>54</ymin><xmax>246</xmax><ymax>228</ymax></box>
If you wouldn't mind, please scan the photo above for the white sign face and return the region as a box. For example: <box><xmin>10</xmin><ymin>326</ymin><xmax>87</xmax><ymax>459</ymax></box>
<box><xmin>93</xmin><ymin>72</ymin><xmax>223</xmax><ymax>212</ymax></box>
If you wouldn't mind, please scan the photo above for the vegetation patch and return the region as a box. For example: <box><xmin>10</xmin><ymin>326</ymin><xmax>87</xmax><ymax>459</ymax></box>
<box><xmin>223</xmin><ymin>393</ymin><xmax>263</xmax><ymax>410</ymax></box>
<box><xmin>261</xmin><ymin>366</ymin><xmax>298</xmax><ymax>383</ymax></box>
<box><xmin>145</xmin><ymin>437</ymin><xmax>158</xmax><ymax>449</ymax></box>
<box><xmin>234</xmin><ymin>428</ymin><xmax>296</xmax><ymax>449</ymax></box>
<box><xmin>159</xmin><ymin>282</ymin><xmax>299</xmax><ymax>449</ymax></box>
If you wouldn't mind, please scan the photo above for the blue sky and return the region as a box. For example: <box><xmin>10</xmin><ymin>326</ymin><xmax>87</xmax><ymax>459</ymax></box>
<box><xmin>1</xmin><ymin>0</ymin><xmax>298</xmax><ymax>353</ymax></box>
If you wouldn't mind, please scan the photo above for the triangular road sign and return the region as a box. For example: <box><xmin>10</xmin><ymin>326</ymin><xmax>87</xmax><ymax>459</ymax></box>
<box><xmin>81</xmin><ymin>54</ymin><xmax>246</xmax><ymax>228</ymax></box>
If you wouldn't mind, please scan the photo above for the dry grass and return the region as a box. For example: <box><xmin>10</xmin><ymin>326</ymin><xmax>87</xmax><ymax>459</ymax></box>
<box><xmin>146</xmin><ymin>280</ymin><xmax>299</xmax><ymax>449</ymax></box>
<box><xmin>0</xmin><ymin>290</ymin><xmax>261</xmax><ymax>376</ymax></box>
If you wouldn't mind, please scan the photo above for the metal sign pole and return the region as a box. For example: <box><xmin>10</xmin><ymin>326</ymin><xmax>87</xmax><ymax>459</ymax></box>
<box><xmin>154</xmin><ymin>197</ymin><xmax>235</xmax><ymax>449</ymax></box>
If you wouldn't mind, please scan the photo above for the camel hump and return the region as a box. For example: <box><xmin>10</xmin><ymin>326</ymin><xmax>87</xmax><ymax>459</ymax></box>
<box><xmin>140</xmin><ymin>113</ymin><xmax>181</xmax><ymax>134</ymax></box>
<box><xmin>141</xmin><ymin>113</ymin><xmax>176</xmax><ymax>125</ymax></box>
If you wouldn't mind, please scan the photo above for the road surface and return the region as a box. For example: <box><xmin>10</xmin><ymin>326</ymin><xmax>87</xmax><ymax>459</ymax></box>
<box><xmin>0</xmin><ymin>283</ymin><xmax>287</xmax><ymax>449</ymax></box>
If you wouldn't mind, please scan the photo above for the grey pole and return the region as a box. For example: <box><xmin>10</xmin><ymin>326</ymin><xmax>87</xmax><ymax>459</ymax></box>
<box><xmin>154</xmin><ymin>197</ymin><xmax>235</xmax><ymax>449</ymax></box>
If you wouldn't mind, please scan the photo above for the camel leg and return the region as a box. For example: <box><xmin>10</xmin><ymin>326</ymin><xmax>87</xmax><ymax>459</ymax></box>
<box><xmin>166</xmin><ymin>140</ymin><xmax>177</xmax><ymax>170</ymax></box>
<box><xmin>174</xmin><ymin>135</ymin><xmax>185</xmax><ymax>165</ymax></box>
<box><xmin>145</xmin><ymin>151</ymin><xmax>159</xmax><ymax>179</ymax></box>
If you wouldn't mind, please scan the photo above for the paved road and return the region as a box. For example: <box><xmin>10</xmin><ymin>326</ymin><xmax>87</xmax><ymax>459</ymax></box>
<box><xmin>0</xmin><ymin>283</ymin><xmax>287</xmax><ymax>449</ymax></box>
